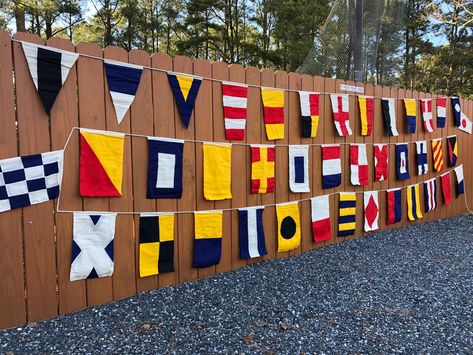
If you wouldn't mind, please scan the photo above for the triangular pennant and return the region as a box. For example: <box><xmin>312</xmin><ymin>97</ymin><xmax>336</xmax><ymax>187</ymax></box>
<box><xmin>167</xmin><ymin>72</ymin><xmax>202</xmax><ymax>129</ymax></box>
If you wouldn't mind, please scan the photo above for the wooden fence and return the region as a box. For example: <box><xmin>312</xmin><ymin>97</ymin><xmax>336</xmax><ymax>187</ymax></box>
<box><xmin>0</xmin><ymin>30</ymin><xmax>471</xmax><ymax>330</ymax></box>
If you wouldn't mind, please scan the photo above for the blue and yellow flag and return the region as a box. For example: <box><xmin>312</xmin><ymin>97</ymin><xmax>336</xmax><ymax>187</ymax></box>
<box><xmin>167</xmin><ymin>72</ymin><xmax>202</xmax><ymax>129</ymax></box>
<box><xmin>407</xmin><ymin>184</ymin><xmax>423</xmax><ymax>221</ymax></box>
<box><xmin>338</xmin><ymin>192</ymin><xmax>356</xmax><ymax>237</ymax></box>
<box><xmin>194</xmin><ymin>211</ymin><xmax>223</xmax><ymax>268</ymax></box>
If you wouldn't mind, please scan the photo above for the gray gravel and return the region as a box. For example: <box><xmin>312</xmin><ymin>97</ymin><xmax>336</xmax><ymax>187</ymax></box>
<box><xmin>1</xmin><ymin>215</ymin><xmax>473</xmax><ymax>354</ymax></box>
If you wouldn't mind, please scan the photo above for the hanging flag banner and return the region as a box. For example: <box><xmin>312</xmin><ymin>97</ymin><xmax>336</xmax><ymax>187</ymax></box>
<box><xmin>80</xmin><ymin>129</ymin><xmax>125</xmax><ymax>197</ymax></box>
<box><xmin>261</xmin><ymin>88</ymin><xmax>285</xmax><ymax>140</ymax></box>
<box><xmin>386</xmin><ymin>188</ymin><xmax>402</xmax><ymax>225</ymax></box>
<box><xmin>364</xmin><ymin>191</ymin><xmax>379</xmax><ymax>232</ymax></box>
<box><xmin>298</xmin><ymin>91</ymin><xmax>320</xmax><ymax>138</ymax></box>
<box><xmin>21</xmin><ymin>41</ymin><xmax>79</xmax><ymax>115</ymax></box>
<box><xmin>104</xmin><ymin>60</ymin><xmax>143</xmax><ymax>124</ymax></box>
<box><xmin>330</xmin><ymin>94</ymin><xmax>352</xmax><ymax>136</ymax></box>
<box><xmin>222</xmin><ymin>81</ymin><xmax>248</xmax><ymax>140</ymax></box>
<box><xmin>338</xmin><ymin>192</ymin><xmax>356</xmax><ymax>237</ymax></box>
<box><xmin>423</xmin><ymin>178</ymin><xmax>437</xmax><ymax>213</ymax></box>
<box><xmin>454</xmin><ymin>164</ymin><xmax>464</xmax><ymax>196</ymax></box>
<box><xmin>350</xmin><ymin>144</ymin><xmax>369</xmax><ymax>186</ymax></box>
<box><xmin>147</xmin><ymin>137</ymin><xmax>184</xmax><ymax>199</ymax></box>
<box><xmin>238</xmin><ymin>206</ymin><xmax>267</xmax><ymax>259</ymax></box>
<box><xmin>420</xmin><ymin>99</ymin><xmax>434</xmax><ymax>133</ymax></box>
<box><xmin>440</xmin><ymin>172</ymin><xmax>452</xmax><ymax>205</ymax></box>
<box><xmin>407</xmin><ymin>184</ymin><xmax>423</xmax><ymax>221</ymax></box>
<box><xmin>447</xmin><ymin>135</ymin><xmax>458</xmax><ymax>167</ymax></box>
<box><xmin>167</xmin><ymin>72</ymin><xmax>202</xmax><ymax>129</ymax></box>
<box><xmin>70</xmin><ymin>212</ymin><xmax>116</xmax><ymax>281</ymax></box>
<box><xmin>288</xmin><ymin>145</ymin><xmax>310</xmax><ymax>193</ymax></box>
<box><xmin>358</xmin><ymin>96</ymin><xmax>374</xmax><ymax>136</ymax></box>
<box><xmin>436</xmin><ymin>97</ymin><xmax>447</xmax><ymax>128</ymax></box>
<box><xmin>459</xmin><ymin>111</ymin><xmax>473</xmax><ymax>134</ymax></box>
<box><xmin>415</xmin><ymin>140</ymin><xmax>428</xmax><ymax>176</ymax></box>
<box><xmin>451</xmin><ymin>97</ymin><xmax>461</xmax><ymax>127</ymax></box>
<box><xmin>193</xmin><ymin>210</ymin><xmax>223</xmax><ymax>268</ymax></box>
<box><xmin>381</xmin><ymin>98</ymin><xmax>399</xmax><ymax>136</ymax></box>
<box><xmin>404</xmin><ymin>99</ymin><xmax>417</xmax><ymax>133</ymax></box>
<box><xmin>0</xmin><ymin>150</ymin><xmax>63</xmax><ymax>213</ymax></box>
<box><xmin>250</xmin><ymin>144</ymin><xmax>275</xmax><ymax>194</ymax></box>
<box><xmin>374</xmin><ymin>144</ymin><xmax>388</xmax><ymax>182</ymax></box>
<box><xmin>139</xmin><ymin>213</ymin><xmax>174</xmax><ymax>277</ymax></box>
<box><xmin>395</xmin><ymin>143</ymin><xmax>410</xmax><ymax>181</ymax></box>
<box><xmin>276</xmin><ymin>202</ymin><xmax>301</xmax><ymax>252</ymax></box>
<box><xmin>322</xmin><ymin>144</ymin><xmax>341</xmax><ymax>189</ymax></box>
<box><xmin>203</xmin><ymin>143</ymin><xmax>232</xmax><ymax>201</ymax></box>
<box><xmin>431</xmin><ymin>138</ymin><xmax>445</xmax><ymax>172</ymax></box>
<box><xmin>310</xmin><ymin>195</ymin><xmax>332</xmax><ymax>243</ymax></box>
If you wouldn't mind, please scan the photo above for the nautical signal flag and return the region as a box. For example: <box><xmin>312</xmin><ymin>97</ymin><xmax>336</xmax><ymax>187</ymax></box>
<box><xmin>374</xmin><ymin>144</ymin><xmax>388</xmax><ymax>182</ymax></box>
<box><xmin>404</xmin><ymin>99</ymin><xmax>417</xmax><ymax>133</ymax></box>
<box><xmin>452</xmin><ymin>97</ymin><xmax>461</xmax><ymax>127</ymax></box>
<box><xmin>139</xmin><ymin>213</ymin><xmax>174</xmax><ymax>277</ymax></box>
<box><xmin>454</xmin><ymin>164</ymin><xmax>464</xmax><ymax>196</ymax></box>
<box><xmin>288</xmin><ymin>145</ymin><xmax>309</xmax><ymax>193</ymax></box>
<box><xmin>424</xmin><ymin>178</ymin><xmax>437</xmax><ymax>213</ymax></box>
<box><xmin>310</xmin><ymin>195</ymin><xmax>332</xmax><ymax>243</ymax></box>
<box><xmin>298</xmin><ymin>91</ymin><xmax>320</xmax><ymax>137</ymax></box>
<box><xmin>459</xmin><ymin>111</ymin><xmax>473</xmax><ymax>134</ymax></box>
<box><xmin>79</xmin><ymin>129</ymin><xmax>125</xmax><ymax>197</ymax></box>
<box><xmin>21</xmin><ymin>41</ymin><xmax>79</xmax><ymax>115</ymax></box>
<box><xmin>222</xmin><ymin>82</ymin><xmax>248</xmax><ymax>140</ymax></box>
<box><xmin>238</xmin><ymin>206</ymin><xmax>267</xmax><ymax>259</ymax></box>
<box><xmin>250</xmin><ymin>145</ymin><xmax>275</xmax><ymax>194</ymax></box>
<box><xmin>147</xmin><ymin>137</ymin><xmax>184</xmax><ymax>199</ymax></box>
<box><xmin>104</xmin><ymin>60</ymin><xmax>143</xmax><ymax>124</ymax></box>
<box><xmin>386</xmin><ymin>188</ymin><xmax>402</xmax><ymax>225</ymax></box>
<box><xmin>276</xmin><ymin>202</ymin><xmax>301</xmax><ymax>252</ymax></box>
<box><xmin>322</xmin><ymin>144</ymin><xmax>341</xmax><ymax>189</ymax></box>
<box><xmin>420</xmin><ymin>99</ymin><xmax>434</xmax><ymax>133</ymax></box>
<box><xmin>350</xmin><ymin>144</ymin><xmax>368</xmax><ymax>186</ymax></box>
<box><xmin>358</xmin><ymin>96</ymin><xmax>374</xmax><ymax>136</ymax></box>
<box><xmin>395</xmin><ymin>143</ymin><xmax>410</xmax><ymax>181</ymax></box>
<box><xmin>330</xmin><ymin>94</ymin><xmax>352</xmax><ymax>136</ymax></box>
<box><xmin>447</xmin><ymin>135</ymin><xmax>458</xmax><ymax>167</ymax></box>
<box><xmin>338</xmin><ymin>192</ymin><xmax>356</xmax><ymax>237</ymax></box>
<box><xmin>261</xmin><ymin>88</ymin><xmax>285</xmax><ymax>140</ymax></box>
<box><xmin>440</xmin><ymin>172</ymin><xmax>452</xmax><ymax>205</ymax></box>
<box><xmin>436</xmin><ymin>97</ymin><xmax>447</xmax><ymax>128</ymax></box>
<box><xmin>432</xmin><ymin>138</ymin><xmax>445</xmax><ymax>172</ymax></box>
<box><xmin>167</xmin><ymin>72</ymin><xmax>202</xmax><ymax>129</ymax></box>
<box><xmin>381</xmin><ymin>98</ymin><xmax>399</xmax><ymax>136</ymax></box>
<box><xmin>193</xmin><ymin>210</ymin><xmax>223</xmax><ymax>268</ymax></box>
<box><xmin>407</xmin><ymin>184</ymin><xmax>423</xmax><ymax>221</ymax></box>
<box><xmin>415</xmin><ymin>140</ymin><xmax>428</xmax><ymax>175</ymax></box>
<box><xmin>203</xmin><ymin>143</ymin><xmax>232</xmax><ymax>201</ymax></box>
<box><xmin>364</xmin><ymin>191</ymin><xmax>379</xmax><ymax>232</ymax></box>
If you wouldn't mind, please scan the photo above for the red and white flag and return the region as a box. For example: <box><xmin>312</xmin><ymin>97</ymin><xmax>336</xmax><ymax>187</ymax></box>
<box><xmin>350</xmin><ymin>144</ymin><xmax>368</xmax><ymax>186</ymax></box>
<box><xmin>374</xmin><ymin>144</ymin><xmax>388</xmax><ymax>182</ymax></box>
<box><xmin>310</xmin><ymin>195</ymin><xmax>332</xmax><ymax>243</ymax></box>
<box><xmin>436</xmin><ymin>97</ymin><xmax>447</xmax><ymax>128</ymax></box>
<box><xmin>459</xmin><ymin>111</ymin><xmax>473</xmax><ymax>134</ymax></box>
<box><xmin>420</xmin><ymin>99</ymin><xmax>434</xmax><ymax>133</ymax></box>
<box><xmin>330</xmin><ymin>94</ymin><xmax>352</xmax><ymax>136</ymax></box>
<box><xmin>222</xmin><ymin>82</ymin><xmax>248</xmax><ymax>140</ymax></box>
<box><xmin>364</xmin><ymin>191</ymin><xmax>379</xmax><ymax>232</ymax></box>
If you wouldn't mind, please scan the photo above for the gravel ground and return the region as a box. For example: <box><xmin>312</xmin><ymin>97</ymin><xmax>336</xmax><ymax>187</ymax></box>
<box><xmin>1</xmin><ymin>215</ymin><xmax>473</xmax><ymax>354</ymax></box>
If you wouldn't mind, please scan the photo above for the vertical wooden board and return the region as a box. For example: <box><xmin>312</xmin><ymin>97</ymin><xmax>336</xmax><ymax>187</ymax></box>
<box><xmin>13</xmin><ymin>33</ymin><xmax>58</xmax><ymax>322</ymax></box>
<box><xmin>363</xmin><ymin>84</ymin><xmax>376</xmax><ymax>236</ymax></box>
<box><xmin>0</xmin><ymin>30</ymin><xmax>27</xmax><ymax>329</ymax></box>
<box><xmin>448</xmin><ymin>94</ymin><xmax>461</xmax><ymax>216</ymax></box>
<box><xmin>442</xmin><ymin>96</ymin><xmax>453</xmax><ymax>219</ymax></box>
<box><xmin>385</xmin><ymin>86</ymin><xmax>397</xmax><ymax>230</ymax></box>
<box><xmin>413</xmin><ymin>91</ymin><xmax>423</xmax><ymax>225</ymax></box>
<box><xmin>396</xmin><ymin>88</ymin><xmax>408</xmax><ymax>228</ymax></box>
<box><xmin>373</xmin><ymin>84</ymin><xmax>386</xmax><ymax>231</ymax></box>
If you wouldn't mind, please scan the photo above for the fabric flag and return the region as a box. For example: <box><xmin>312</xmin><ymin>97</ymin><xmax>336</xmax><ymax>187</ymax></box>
<box><xmin>238</xmin><ymin>206</ymin><xmax>267</xmax><ymax>259</ymax></box>
<box><xmin>222</xmin><ymin>81</ymin><xmax>248</xmax><ymax>140</ymax></box>
<box><xmin>386</xmin><ymin>188</ymin><xmax>402</xmax><ymax>225</ymax></box>
<box><xmin>147</xmin><ymin>137</ymin><xmax>184</xmax><ymax>199</ymax></box>
<box><xmin>423</xmin><ymin>178</ymin><xmax>437</xmax><ymax>213</ymax></box>
<box><xmin>70</xmin><ymin>212</ymin><xmax>116</xmax><ymax>281</ymax></box>
<box><xmin>420</xmin><ymin>99</ymin><xmax>434</xmax><ymax>133</ymax></box>
<box><xmin>454</xmin><ymin>164</ymin><xmax>464</xmax><ymax>197</ymax></box>
<box><xmin>440</xmin><ymin>172</ymin><xmax>452</xmax><ymax>205</ymax></box>
<box><xmin>452</xmin><ymin>97</ymin><xmax>461</xmax><ymax>127</ymax></box>
<box><xmin>415</xmin><ymin>140</ymin><xmax>428</xmax><ymax>176</ymax></box>
<box><xmin>339</xmin><ymin>192</ymin><xmax>356</xmax><ymax>237</ymax></box>
<box><xmin>104</xmin><ymin>60</ymin><xmax>143</xmax><ymax>124</ymax></box>
<box><xmin>203</xmin><ymin>143</ymin><xmax>232</xmax><ymax>200</ymax></box>
<box><xmin>395</xmin><ymin>143</ymin><xmax>410</xmax><ymax>181</ymax></box>
<box><xmin>0</xmin><ymin>150</ymin><xmax>63</xmax><ymax>213</ymax></box>
<box><xmin>436</xmin><ymin>97</ymin><xmax>447</xmax><ymax>128</ymax></box>
<box><xmin>80</xmin><ymin>129</ymin><xmax>125</xmax><ymax>197</ymax></box>
<box><xmin>251</xmin><ymin>145</ymin><xmax>275</xmax><ymax>194</ymax></box>
<box><xmin>276</xmin><ymin>202</ymin><xmax>301</xmax><ymax>252</ymax></box>
<box><xmin>167</xmin><ymin>72</ymin><xmax>202</xmax><ymax>129</ymax></box>
<box><xmin>404</xmin><ymin>99</ymin><xmax>417</xmax><ymax>133</ymax></box>
<box><xmin>350</xmin><ymin>144</ymin><xmax>368</xmax><ymax>186</ymax></box>
<box><xmin>381</xmin><ymin>98</ymin><xmax>399</xmax><ymax>136</ymax></box>
<box><xmin>364</xmin><ymin>191</ymin><xmax>379</xmax><ymax>232</ymax></box>
<box><xmin>193</xmin><ymin>210</ymin><xmax>223</xmax><ymax>268</ymax></box>
<box><xmin>261</xmin><ymin>88</ymin><xmax>285</xmax><ymax>140</ymax></box>
<box><xmin>330</xmin><ymin>94</ymin><xmax>352</xmax><ymax>136</ymax></box>
<box><xmin>322</xmin><ymin>144</ymin><xmax>341</xmax><ymax>189</ymax></box>
<box><xmin>407</xmin><ymin>184</ymin><xmax>423</xmax><ymax>221</ymax></box>
<box><xmin>310</xmin><ymin>195</ymin><xmax>332</xmax><ymax>243</ymax></box>
<box><xmin>374</xmin><ymin>144</ymin><xmax>388</xmax><ymax>182</ymax></box>
<box><xmin>139</xmin><ymin>213</ymin><xmax>174</xmax><ymax>277</ymax></box>
<box><xmin>298</xmin><ymin>91</ymin><xmax>320</xmax><ymax>137</ymax></box>
<box><xmin>459</xmin><ymin>111</ymin><xmax>473</xmax><ymax>134</ymax></box>
<box><xmin>21</xmin><ymin>41</ymin><xmax>79</xmax><ymax>115</ymax></box>
<box><xmin>431</xmin><ymin>138</ymin><xmax>445</xmax><ymax>172</ymax></box>
<box><xmin>358</xmin><ymin>96</ymin><xmax>374</xmax><ymax>136</ymax></box>
<box><xmin>447</xmin><ymin>135</ymin><xmax>458</xmax><ymax>167</ymax></box>
<box><xmin>288</xmin><ymin>145</ymin><xmax>309</xmax><ymax>193</ymax></box>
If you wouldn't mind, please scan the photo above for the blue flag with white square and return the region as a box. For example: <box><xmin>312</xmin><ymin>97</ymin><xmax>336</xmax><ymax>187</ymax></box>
<box><xmin>395</xmin><ymin>143</ymin><xmax>410</xmax><ymax>181</ymax></box>
<box><xmin>238</xmin><ymin>206</ymin><xmax>267</xmax><ymax>259</ymax></box>
<box><xmin>415</xmin><ymin>140</ymin><xmax>428</xmax><ymax>175</ymax></box>
<box><xmin>289</xmin><ymin>145</ymin><xmax>309</xmax><ymax>193</ymax></box>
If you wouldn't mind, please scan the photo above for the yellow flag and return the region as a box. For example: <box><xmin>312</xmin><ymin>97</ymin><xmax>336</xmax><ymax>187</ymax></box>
<box><xmin>276</xmin><ymin>202</ymin><xmax>301</xmax><ymax>252</ymax></box>
<box><xmin>203</xmin><ymin>143</ymin><xmax>232</xmax><ymax>200</ymax></box>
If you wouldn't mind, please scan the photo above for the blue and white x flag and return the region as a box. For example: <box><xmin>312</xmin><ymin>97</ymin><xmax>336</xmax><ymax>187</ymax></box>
<box><xmin>289</xmin><ymin>145</ymin><xmax>309</xmax><ymax>193</ymax></box>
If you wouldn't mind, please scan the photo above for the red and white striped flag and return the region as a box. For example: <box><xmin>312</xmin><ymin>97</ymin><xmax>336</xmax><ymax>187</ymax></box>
<box><xmin>420</xmin><ymin>99</ymin><xmax>434</xmax><ymax>133</ymax></box>
<box><xmin>222</xmin><ymin>82</ymin><xmax>248</xmax><ymax>140</ymax></box>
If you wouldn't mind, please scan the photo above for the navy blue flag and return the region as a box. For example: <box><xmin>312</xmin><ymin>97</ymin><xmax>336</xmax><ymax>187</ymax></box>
<box><xmin>452</xmin><ymin>97</ymin><xmax>461</xmax><ymax>127</ymax></box>
<box><xmin>238</xmin><ymin>206</ymin><xmax>267</xmax><ymax>259</ymax></box>
<box><xmin>395</xmin><ymin>143</ymin><xmax>410</xmax><ymax>181</ymax></box>
<box><xmin>415</xmin><ymin>141</ymin><xmax>428</xmax><ymax>175</ymax></box>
